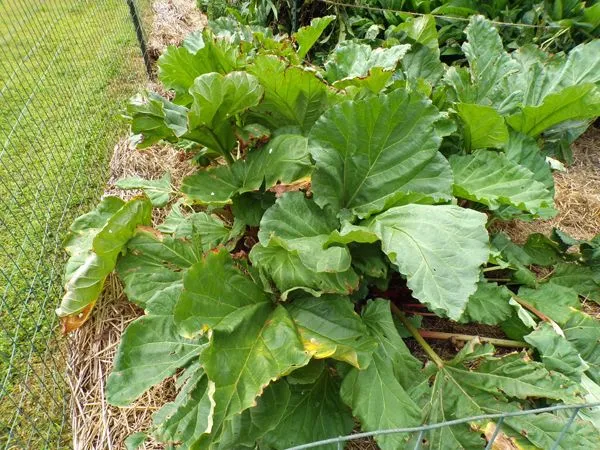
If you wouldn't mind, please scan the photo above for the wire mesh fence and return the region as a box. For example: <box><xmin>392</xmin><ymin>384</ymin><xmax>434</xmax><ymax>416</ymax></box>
<box><xmin>0</xmin><ymin>0</ymin><xmax>151</xmax><ymax>447</ymax></box>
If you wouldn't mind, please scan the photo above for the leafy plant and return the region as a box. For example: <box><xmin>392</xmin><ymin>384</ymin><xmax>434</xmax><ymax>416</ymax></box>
<box><xmin>59</xmin><ymin>15</ymin><xmax>600</xmax><ymax>449</ymax></box>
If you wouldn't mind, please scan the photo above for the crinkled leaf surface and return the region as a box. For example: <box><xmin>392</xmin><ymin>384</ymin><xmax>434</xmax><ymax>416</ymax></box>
<box><xmin>324</xmin><ymin>41</ymin><xmax>410</xmax><ymax>85</ymax></box>
<box><xmin>197</xmin><ymin>303</ymin><xmax>310</xmax><ymax>446</ymax></box>
<box><xmin>186</xmin><ymin>71</ymin><xmax>263</xmax><ymax>155</ymax></box>
<box><xmin>340</xmin><ymin>301</ymin><xmax>423</xmax><ymax>450</ymax></box>
<box><xmin>508</xmin><ymin>40</ymin><xmax>600</xmax><ymax>107</ymax></box>
<box><xmin>460</xmin><ymin>15</ymin><xmax>518</xmax><ymax>107</ymax></box>
<box><xmin>158</xmin><ymin>32</ymin><xmax>240</xmax><ymax>103</ymax></box>
<box><xmin>294</xmin><ymin>15</ymin><xmax>335</xmax><ymax>60</ymax></box>
<box><xmin>262</xmin><ymin>372</ymin><xmax>354</xmax><ymax>450</ymax></box>
<box><xmin>502</xmin><ymin>411</ymin><xmax>600</xmax><ymax>450</ymax></box>
<box><xmin>332</xmin><ymin>66</ymin><xmax>394</xmax><ymax>94</ymax></box>
<box><xmin>217</xmin><ymin>380</ymin><xmax>291</xmax><ymax>449</ymax></box>
<box><xmin>115</xmin><ymin>173</ymin><xmax>172</xmax><ymax>207</ymax></box>
<box><xmin>106</xmin><ymin>314</ymin><xmax>205</xmax><ymax>406</ymax></box>
<box><xmin>181</xmin><ymin>133</ymin><xmax>311</xmax><ymax>205</ymax></box>
<box><xmin>286</xmin><ymin>295</ymin><xmax>377</xmax><ymax>369</ymax></box>
<box><xmin>157</xmin><ymin>202</ymin><xmax>239</xmax><ymax>246</ymax></box>
<box><xmin>63</xmin><ymin>196</ymin><xmax>125</xmax><ymax>279</ymax></box>
<box><xmin>555</xmin><ymin>40</ymin><xmax>600</xmax><ymax>89</ymax></box>
<box><xmin>175</xmin><ymin>249</ymin><xmax>269</xmax><ymax>337</ymax></box>
<box><xmin>507</xmin><ymin>83</ymin><xmax>600</xmax><ymax>137</ymax></box>
<box><xmin>367</xmin><ymin>204</ymin><xmax>489</xmax><ymax>319</ymax></box>
<box><xmin>525</xmin><ymin>322</ymin><xmax>588</xmax><ymax>381</ymax></box>
<box><xmin>57</xmin><ymin>197</ymin><xmax>152</xmax><ymax>328</ymax></box>
<box><xmin>456</xmin><ymin>103</ymin><xmax>508</xmax><ymax>150</ymax></box>
<box><xmin>394</xmin><ymin>15</ymin><xmax>444</xmax><ymax>85</ymax></box>
<box><xmin>258</xmin><ymin>192</ymin><xmax>350</xmax><ymax>273</ymax></box>
<box><xmin>491</xmin><ymin>232</ymin><xmax>537</xmax><ymax>287</ymax></box>
<box><xmin>309</xmin><ymin>90</ymin><xmax>451</xmax><ymax>218</ymax></box>
<box><xmin>249</xmin><ymin>238</ymin><xmax>360</xmax><ymax>299</ymax></box>
<box><xmin>152</xmin><ymin>363</ymin><xmax>214</xmax><ymax>447</ymax></box>
<box><xmin>249</xmin><ymin>55</ymin><xmax>335</xmax><ymax>133</ymax></box>
<box><xmin>126</xmin><ymin>93</ymin><xmax>188</xmax><ymax>148</ymax></box>
<box><xmin>450</xmin><ymin>150</ymin><xmax>554</xmax><ymax>214</ymax></box>
<box><xmin>504</xmin><ymin>130</ymin><xmax>554</xmax><ymax>190</ymax></box>
<box><xmin>548</xmin><ymin>262</ymin><xmax>600</xmax><ymax>301</ymax></box>
<box><xmin>419</xmin><ymin>343</ymin><xmax>586</xmax><ymax>449</ymax></box>
<box><xmin>460</xmin><ymin>280</ymin><xmax>513</xmax><ymax>325</ymax></box>
<box><xmin>564</xmin><ymin>310</ymin><xmax>600</xmax><ymax>384</ymax></box>
<box><xmin>116</xmin><ymin>229</ymin><xmax>201</xmax><ymax>314</ymax></box>
<box><xmin>231</xmin><ymin>191</ymin><xmax>276</xmax><ymax>227</ymax></box>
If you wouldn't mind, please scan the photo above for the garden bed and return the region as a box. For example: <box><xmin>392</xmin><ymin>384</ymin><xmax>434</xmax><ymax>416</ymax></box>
<box><xmin>65</xmin><ymin>3</ymin><xmax>600</xmax><ymax>449</ymax></box>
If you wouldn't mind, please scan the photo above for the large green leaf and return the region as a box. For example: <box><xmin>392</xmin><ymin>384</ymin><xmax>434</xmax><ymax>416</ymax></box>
<box><xmin>547</xmin><ymin>263</ymin><xmax>600</xmax><ymax>302</ymax></box>
<box><xmin>126</xmin><ymin>93</ymin><xmax>188</xmax><ymax>148</ymax></box>
<box><xmin>504</xmin><ymin>130</ymin><xmax>554</xmax><ymax>190</ymax></box>
<box><xmin>62</xmin><ymin>196</ymin><xmax>125</xmax><ymax>280</ymax></box>
<box><xmin>249</xmin><ymin>55</ymin><xmax>335</xmax><ymax>133</ymax></box>
<box><xmin>393</xmin><ymin>15</ymin><xmax>443</xmax><ymax>85</ymax></box>
<box><xmin>258</xmin><ymin>192</ymin><xmax>350</xmax><ymax>273</ymax></box>
<box><xmin>217</xmin><ymin>380</ymin><xmax>291</xmax><ymax>449</ymax></box>
<box><xmin>456</xmin><ymin>103</ymin><xmax>508</xmax><ymax>150</ymax></box>
<box><xmin>517</xmin><ymin>282</ymin><xmax>581</xmax><ymax>324</ymax></box>
<box><xmin>57</xmin><ymin>197</ymin><xmax>152</xmax><ymax>330</ymax></box>
<box><xmin>181</xmin><ymin>133</ymin><xmax>311</xmax><ymax>205</ymax></box>
<box><xmin>508</xmin><ymin>40</ymin><xmax>600</xmax><ymax>107</ymax></box>
<box><xmin>309</xmin><ymin>90</ymin><xmax>451</xmax><ymax>218</ymax></box>
<box><xmin>157</xmin><ymin>201</ymin><xmax>241</xmax><ymax>246</ymax></box>
<box><xmin>450</xmin><ymin>150</ymin><xmax>554</xmax><ymax>214</ymax></box>
<box><xmin>293</xmin><ymin>15</ymin><xmax>335</xmax><ymax>60</ymax></box>
<box><xmin>419</xmin><ymin>343</ymin><xmax>587</xmax><ymax>448</ymax></box>
<box><xmin>460</xmin><ymin>15</ymin><xmax>518</xmax><ymax>107</ymax></box>
<box><xmin>175</xmin><ymin>250</ymin><xmax>269</xmax><ymax>337</ymax></box>
<box><xmin>340</xmin><ymin>301</ymin><xmax>423</xmax><ymax>450</ymax></box>
<box><xmin>564</xmin><ymin>310</ymin><xmax>600</xmax><ymax>384</ymax></box>
<box><xmin>197</xmin><ymin>304</ymin><xmax>310</xmax><ymax>446</ymax></box>
<box><xmin>459</xmin><ymin>280</ymin><xmax>513</xmax><ymax>325</ymax></box>
<box><xmin>323</xmin><ymin>41</ymin><xmax>410</xmax><ymax>85</ymax></box>
<box><xmin>524</xmin><ymin>322</ymin><xmax>588</xmax><ymax>381</ymax></box>
<box><xmin>507</xmin><ymin>84</ymin><xmax>600</xmax><ymax>137</ymax></box>
<box><xmin>249</xmin><ymin>238</ymin><xmax>360</xmax><ymax>299</ymax></box>
<box><xmin>186</xmin><ymin>71</ymin><xmax>264</xmax><ymax>156</ymax></box>
<box><xmin>332</xmin><ymin>66</ymin><xmax>394</xmax><ymax>95</ymax></box>
<box><xmin>286</xmin><ymin>296</ymin><xmax>377</xmax><ymax>369</ymax></box>
<box><xmin>115</xmin><ymin>173</ymin><xmax>172</xmax><ymax>207</ymax></box>
<box><xmin>106</xmin><ymin>314</ymin><xmax>205</xmax><ymax>406</ymax></box>
<box><xmin>556</xmin><ymin>40</ymin><xmax>600</xmax><ymax>89</ymax></box>
<box><xmin>491</xmin><ymin>232</ymin><xmax>537</xmax><ymax>287</ymax></box>
<box><xmin>367</xmin><ymin>204</ymin><xmax>489</xmax><ymax>319</ymax></box>
<box><xmin>116</xmin><ymin>229</ymin><xmax>201</xmax><ymax>314</ymax></box>
<box><xmin>152</xmin><ymin>363</ymin><xmax>214</xmax><ymax>447</ymax></box>
<box><xmin>158</xmin><ymin>31</ymin><xmax>241</xmax><ymax>104</ymax></box>
<box><xmin>262</xmin><ymin>372</ymin><xmax>354</xmax><ymax>450</ymax></box>
<box><xmin>502</xmin><ymin>411</ymin><xmax>600</xmax><ymax>450</ymax></box>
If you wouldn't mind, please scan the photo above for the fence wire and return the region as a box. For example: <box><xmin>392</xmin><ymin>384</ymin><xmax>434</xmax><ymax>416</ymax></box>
<box><xmin>0</xmin><ymin>0</ymin><xmax>150</xmax><ymax>448</ymax></box>
<box><xmin>286</xmin><ymin>402</ymin><xmax>600</xmax><ymax>450</ymax></box>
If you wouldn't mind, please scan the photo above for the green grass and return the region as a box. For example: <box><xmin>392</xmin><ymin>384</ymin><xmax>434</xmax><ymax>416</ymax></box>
<box><xmin>0</xmin><ymin>0</ymin><xmax>151</xmax><ymax>447</ymax></box>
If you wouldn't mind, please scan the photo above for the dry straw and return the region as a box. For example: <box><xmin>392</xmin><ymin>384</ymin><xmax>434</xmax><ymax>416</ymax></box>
<box><xmin>497</xmin><ymin>126</ymin><xmax>600</xmax><ymax>243</ymax></box>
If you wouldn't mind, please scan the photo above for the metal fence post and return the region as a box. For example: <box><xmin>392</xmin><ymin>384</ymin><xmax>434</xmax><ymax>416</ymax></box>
<box><xmin>126</xmin><ymin>0</ymin><xmax>153</xmax><ymax>77</ymax></box>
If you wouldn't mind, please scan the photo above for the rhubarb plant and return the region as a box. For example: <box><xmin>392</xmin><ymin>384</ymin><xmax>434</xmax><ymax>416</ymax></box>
<box><xmin>58</xmin><ymin>15</ymin><xmax>600</xmax><ymax>449</ymax></box>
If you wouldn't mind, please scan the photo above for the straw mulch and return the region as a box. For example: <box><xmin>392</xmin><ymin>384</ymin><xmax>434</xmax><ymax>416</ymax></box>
<box><xmin>68</xmin><ymin>275</ymin><xmax>177</xmax><ymax>450</ymax></box>
<box><xmin>497</xmin><ymin>126</ymin><xmax>600</xmax><ymax>243</ymax></box>
<box><xmin>147</xmin><ymin>0</ymin><xmax>207</xmax><ymax>62</ymax></box>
